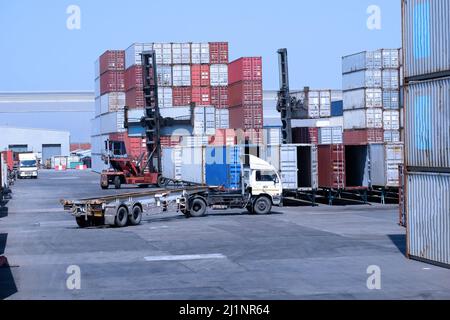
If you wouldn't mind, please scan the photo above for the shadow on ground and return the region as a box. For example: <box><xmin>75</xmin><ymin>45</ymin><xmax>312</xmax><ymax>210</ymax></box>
<box><xmin>388</xmin><ymin>234</ymin><xmax>407</xmax><ymax>255</ymax></box>
<box><xmin>0</xmin><ymin>203</ymin><xmax>8</xmax><ymax>219</ymax></box>
<box><xmin>0</xmin><ymin>233</ymin><xmax>18</xmax><ymax>300</ymax></box>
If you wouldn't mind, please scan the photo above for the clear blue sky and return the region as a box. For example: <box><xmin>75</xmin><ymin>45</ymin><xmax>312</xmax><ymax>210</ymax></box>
<box><xmin>0</xmin><ymin>0</ymin><xmax>401</xmax><ymax>91</ymax></box>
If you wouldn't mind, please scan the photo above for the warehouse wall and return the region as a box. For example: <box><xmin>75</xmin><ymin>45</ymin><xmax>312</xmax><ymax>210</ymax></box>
<box><xmin>0</xmin><ymin>127</ymin><xmax>70</xmax><ymax>157</ymax></box>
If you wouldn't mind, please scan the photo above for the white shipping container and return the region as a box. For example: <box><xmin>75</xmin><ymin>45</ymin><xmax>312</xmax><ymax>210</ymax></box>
<box><xmin>407</xmin><ymin>172</ymin><xmax>450</xmax><ymax>267</ymax></box>
<box><xmin>382</xmin><ymin>90</ymin><xmax>400</xmax><ymax>109</ymax></box>
<box><xmin>383</xmin><ymin>110</ymin><xmax>400</xmax><ymax>130</ymax></box>
<box><xmin>403</xmin><ymin>0</ymin><xmax>450</xmax><ymax>79</ymax></box>
<box><xmin>210</xmin><ymin>64</ymin><xmax>228</xmax><ymax>86</ymax></box>
<box><xmin>343</xmin><ymin>69</ymin><xmax>382</xmax><ymax>91</ymax></box>
<box><xmin>125</xmin><ymin>43</ymin><xmax>153</xmax><ymax>69</ymax></box>
<box><xmin>382</xmin><ymin>69</ymin><xmax>400</xmax><ymax>90</ymax></box>
<box><xmin>91</xmin><ymin>134</ymin><xmax>109</xmax><ymax>155</ymax></box>
<box><xmin>307</xmin><ymin>91</ymin><xmax>320</xmax><ymax>119</ymax></box>
<box><xmin>172</xmin><ymin>43</ymin><xmax>191</xmax><ymax>64</ymax></box>
<box><xmin>158</xmin><ymin>87</ymin><xmax>173</xmax><ymax>108</ymax></box>
<box><xmin>215</xmin><ymin>109</ymin><xmax>229</xmax><ymax>129</ymax></box>
<box><xmin>318</xmin><ymin>127</ymin><xmax>343</xmax><ymax>145</ymax></box>
<box><xmin>162</xmin><ymin>147</ymin><xmax>183</xmax><ymax>181</ymax></box>
<box><xmin>385</xmin><ymin>143</ymin><xmax>404</xmax><ymax>187</ymax></box>
<box><xmin>193</xmin><ymin>106</ymin><xmax>216</xmax><ymax>136</ymax></box>
<box><xmin>280</xmin><ymin>145</ymin><xmax>298</xmax><ymax>190</ymax></box>
<box><xmin>99</xmin><ymin>111</ymin><xmax>126</xmax><ymax>135</ymax></box>
<box><xmin>384</xmin><ymin>130</ymin><xmax>401</xmax><ymax>143</ymax></box>
<box><xmin>91</xmin><ymin>153</ymin><xmax>109</xmax><ymax>173</ymax></box>
<box><xmin>319</xmin><ymin>90</ymin><xmax>331</xmax><ymax>118</ymax></box>
<box><xmin>264</xmin><ymin>128</ymin><xmax>282</xmax><ymax>145</ymax></box>
<box><xmin>343</xmin><ymin>88</ymin><xmax>382</xmax><ymax>110</ymax></box>
<box><xmin>172</xmin><ymin>65</ymin><xmax>191</xmax><ymax>86</ymax></box>
<box><xmin>95</xmin><ymin>97</ymin><xmax>101</xmax><ymax>117</ymax></box>
<box><xmin>153</xmin><ymin>43</ymin><xmax>173</xmax><ymax>65</ymax></box>
<box><xmin>91</xmin><ymin>117</ymin><xmax>101</xmax><ymax>137</ymax></box>
<box><xmin>343</xmin><ymin>109</ymin><xmax>383</xmax><ymax>129</ymax></box>
<box><xmin>180</xmin><ymin>146</ymin><xmax>206</xmax><ymax>184</ymax></box>
<box><xmin>157</xmin><ymin>65</ymin><xmax>172</xmax><ymax>87</ymax></box>
<box><xmin>183</xmin><ymin>136</ymin><xmax>209</xmax><ymax>147</ymax></box>
<box><xmin>191</xmin><ymin>43</ymin><xmax>210</xmax><ymax>64</ymax></box>
<box><xmin>382</xmin><ymin>49</ymin><xmax>400</xmax><ymax>69</ymax></box>
<box><xmin>342</xmin><ymin>50</ymin><xmax>382</xmax><ymax>74</ymax></box>
<box><xmin>99</xmin><ymin>92</ymin><xmax>126</xmax><ymax>115</ymax></box>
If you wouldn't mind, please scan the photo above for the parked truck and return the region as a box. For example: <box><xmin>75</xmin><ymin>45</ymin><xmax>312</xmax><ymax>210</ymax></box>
<box><xmin>62</xmin><ymin>155</ymin><xmax>283</xmax><ymax>228</ymax></box>
<box><xmin>18</xmin><ymin>153</ymin><xmax>38</xmax><ymax>179</ymax></box>
<box><xmin>1</xmin><ymin>153</ymin><xmax>11</xmax><ymax>201</ymax></box>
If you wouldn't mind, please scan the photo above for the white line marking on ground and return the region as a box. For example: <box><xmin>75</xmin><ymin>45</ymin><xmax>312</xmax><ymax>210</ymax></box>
<box><xmin>144</xmin><ymin>254</ymin><xmax>226</xmax><ymax>262</ymax></box>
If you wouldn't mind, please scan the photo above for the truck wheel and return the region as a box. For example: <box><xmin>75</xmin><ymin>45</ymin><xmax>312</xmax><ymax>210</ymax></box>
<box><xmin>157</xmin><ymin>176</ymin><xmax>166</xmax><ymax>188</ymax></box>
<box><xmin>246</xmin><ymin>205</ymin><xmax>254</xmax><ymax>214</ymax></box>
<box><xmin>129</xmin><ymin>205</ymin><xmax>142</xmax><ymax>226</ymax></box>
<box><xmin>114</xmin><ymin>176</ymin><xmax>121</xmax><ymax>189</ymax></box>
<box><xmin>115</xmin><ymin>206</ymin><xmax>128</xmax><ymax>227</ymax></box>
<box><xmin>76</xmin><ymin>217</ymin><xmax>89</xmax><ymax>228</ymax></box>
<box><xmin>190</xmin><ymin>198</ymin><xmax>207</xmax><ymax>217</ymax></box>
<box><xmin>101</xmin><ymin>184</ymin><xmax>109</xmax><ymax>190</ymax></box>
<box><xmin>253</xmin><ymin>197</ymin><xmax>272</xmax><ymax>215</ymax></box>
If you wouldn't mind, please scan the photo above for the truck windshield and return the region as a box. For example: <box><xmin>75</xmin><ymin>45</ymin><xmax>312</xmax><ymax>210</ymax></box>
<box><xmin>256</xmin><ymin>171</ymin><xmax>278</xmax><ymax>182</ymax></box>
<box><xmin>20</xmin><ymin>160</ymin><xmax>37</xmax><ymax>167</ymax></box>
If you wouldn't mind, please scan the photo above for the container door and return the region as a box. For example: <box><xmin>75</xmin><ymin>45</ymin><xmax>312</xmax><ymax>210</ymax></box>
<box><xmin>368</xmin><ymin>144</ymin><xmax>386</xmax><ymax>187</ymax></box>
<box><xmin>228</xmin><ymin>146</ymin><xmax>241</xmax><ymax>190</ymax></box>
<box><xmin>310</xmin><ymin>145</ymin><xmax>319</xmax><ymax>190</ymax></box>
<box><xmin>280</xmin><ymin>145</ymin><xmax>298</xmax><ymax>190</ymax></box>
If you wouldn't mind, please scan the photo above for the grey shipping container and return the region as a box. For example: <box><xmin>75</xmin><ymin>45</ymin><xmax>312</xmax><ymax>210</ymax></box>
<box><xmin>405</xmin><ymin>77</ymin><xmax>450</xmax><ymax>170</ymax></box>
<box><xmin>318</xmin><ymin>127</ymin><xmax>343</xmax><ymax>145</ymax></box>
<box><xmin>343</xmin><ymin>88</ymin><xmax>382</xmax><ymax>110</ymax></box>
<box><xmin>342</xmin><ymin>50</ymin><xmax>382</xmax><ymax>74</ymax></box>
<box><xmin>343</xmin><ymin>69</ymin><xmax>382</xmax><ymax>91</ymax></box>
<box><xmin>369</xmin><ymin>143</ymin><xmax>404</xmax><ymax>187</ymax></box>
<box><xmin>263</xmin><ymin>144</ymin><xmax>318</xmax><ymax>191</ymax></box>
<box><xmin>402</xmin><ymin>0</ymin><xmax>450</xmax><ymax>80</ymax></box>
<box><xmin>162</xmin><ymin>146</ymin><xmax>205</xmax><ymax>184</ymax></box>
<box><xmin>407</xmin><ymin>172</ymin><xmax>450</xmax><ymax>267</ymax></box>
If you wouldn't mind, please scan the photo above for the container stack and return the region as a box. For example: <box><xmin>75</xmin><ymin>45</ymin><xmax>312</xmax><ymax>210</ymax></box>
<box><xmin>402</xmin><ymin>0</ymin><xmax>450</xmax><ymax>268</ymax></box>
<box><xmin>228</xmin><ymin>57</ymin><xmax>263</xmax><ymax>130</ymax></box>
<box><xmin>92</xmin><ymin>50</ymin><xmax>126</xmax><ymax>173</ymax></box>
<box><xmin>340</xmin><ymin>48</ymin><xmax>404</xmax><ymax>190</ymax></box>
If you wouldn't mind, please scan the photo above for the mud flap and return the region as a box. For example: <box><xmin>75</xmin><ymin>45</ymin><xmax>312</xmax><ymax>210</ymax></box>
<box><xmin>104</xmin><ymin>207</ymin><xmax>116</xmax><ymax>226</ymax></box>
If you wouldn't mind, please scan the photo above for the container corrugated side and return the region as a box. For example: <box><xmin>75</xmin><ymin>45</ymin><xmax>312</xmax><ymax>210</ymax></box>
<box><xmin>342</xmin><ymin>69</ymin><xmax>382</xmax><ymax>91</ymax></box>
<box><xmin>403</xmin><ymin>0</ymin><xmax>450</xmax><ymax>79</ymax></box>
<box><xmin>407</xmin><ymin>172</ymin><xmax>450</xmax><ymax>267</ymax></box>
<box><xmin>343</xmin><ymin>88</ymin><xmax>382</xmax><ymax>110</ymax></box>
<box><xmin>205</xmin><ymin>146</ymin><xmax>241</xmax><ymax>190</ymax></box>
<box><xmin>179</xmin><ymin>146</ymin><xmax>205</xmax><ymax>184</ymax></box>
<box><xmin>405</xmin><ymin>77</ymin><xmax>450</xmax><ymax>170</ymax></box>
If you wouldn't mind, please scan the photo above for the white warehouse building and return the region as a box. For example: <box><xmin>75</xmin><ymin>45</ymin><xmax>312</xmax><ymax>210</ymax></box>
<box><xmin>0</xmin><ymin>126</ymin><xmax>70</xmax><ymax>164</ymax></box>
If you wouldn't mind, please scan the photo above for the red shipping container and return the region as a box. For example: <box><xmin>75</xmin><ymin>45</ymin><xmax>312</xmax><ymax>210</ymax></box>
<box><xmin>209</xmin><ymin>42</ymin><xmax>229</xmax><ymax>64</ymax></box>
<box><xmin>228</xmin><ymin>57</ymin><xmax>263</xmax><ymax>84</ymax></box>
<box><xmin>191</xmin><ymin>65</ymin><xmax>210</xmax><ymax>87</ymax></box>
<box><xmin>318</xmin><ymin>144</ymin><xmax>346</xmax><ymax>189</ymax></box>
<box><xmin>229</xmin><ymin>105</ymin><xmax>263</xmax><ymax>130</ymax></box>
<box><xmin>161</xmin><ymin>136</ymin><xmax>182</xmax><ymax>147</ymax></box>
<box><xmin>125</xmin><ymin>65</ymin><xmax>143</xmax><ymax>91</ymax></box>
<box><xmin>99</xmin><ymin>50</ymin><xmax>125</xmax><ymax>76</ymax></box>
<box><xmin>210</xmin><ymin>86</ymin><xmax>229</xmax><ymax>109</ymax></box>
<box><xmin>208</xmin><ymin>129</ymin><xmax>237</xmax><ymax>146</ymax></box>
<box><xmin>126</xmin><ymin>88</ymin><xmax>145</xmax><ymax>108</ymax></box>
<box><xmin>172</xmin><ymin>87</ymin><xmax>192</xmax><ymax>106</ymax></box>
<box><xmin>228</xmin><ymin>81</ymin><xmax>263</xmax><ymax>107</ymax></box>
<box><xmin>100</xmin><ymin>71</ymin><xmax>125</xmax><ymax>95</ymax></box>
<box><xmin>343</xmin><ymin>129</ymin><xmax>384</xmax><ymax>145</ymax></box>
<box><xmin>1</xmin><ymin>150</ymin><xmax>14</xmax><ymax>171</ymax></box>
<box><xmin>191</xmin><ymin>87</ymin><xmax>211</xmax><ymax>106</ymax></box>
<box><xmin>292</xmin><ymin>127</ymin><xmax>319</xmax><ymax>144</ymax></box>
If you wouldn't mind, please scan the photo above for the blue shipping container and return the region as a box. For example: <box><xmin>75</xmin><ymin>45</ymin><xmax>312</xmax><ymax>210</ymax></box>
<box><xmin>206</xmin><ymin>146</ymin><xmax>241</xmax><ymax>190</ymax></box>
<box><xmin>331</xmin><ymin>100</ymin><xmax>343</xmax><ymax>117</ymax></box>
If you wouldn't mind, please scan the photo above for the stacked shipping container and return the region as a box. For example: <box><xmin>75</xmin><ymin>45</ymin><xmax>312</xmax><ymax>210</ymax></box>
<box><xmin>402</xmin><ymin>0</ymin><xmax>450</xmax><ymax>267</ymax></box>
<box><xmin>339</xmin><ymin>48</ymin><xmax>404</xmax><ymax>190</ymax></box>
<box><xmin>228</xmin><ymin>57</ymin><xmax>263</xmax><ymax>130</ymax></box>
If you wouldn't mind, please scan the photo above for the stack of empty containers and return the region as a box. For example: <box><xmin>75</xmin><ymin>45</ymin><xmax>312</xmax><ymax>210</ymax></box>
<box><xmin>341</xmin><ymin>49</ymin><xmax>404</xmax><ymax>189</ymax></box>
<box><xmin>124</xmin><ymin>42</ymin><xmax>229</xmax><ymax>147</ymax></box>
<box><xmin>92</xmin><ymin>51</ymin><xmax>126</xmax><ymax>173</ymax></box>
<box><xmin>342</xmin><ymin>49</ymin><xmax>401</xmax><ymax>142</ymax></box>
<box><xmin>402</xmin><ymin>0</ymin><xmax>450</xmax><ymax>267</ymax></box>
<box><xmin>228</xmin><ymin>57</ymin><xmax>263</xmax><ymax>130</ymax></box>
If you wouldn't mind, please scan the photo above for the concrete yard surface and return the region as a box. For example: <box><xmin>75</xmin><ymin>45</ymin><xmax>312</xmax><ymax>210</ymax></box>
<box><xmin>1</xmin><ymin>170</ymin><xmax>450</xmax><ymax>300</ymax></box>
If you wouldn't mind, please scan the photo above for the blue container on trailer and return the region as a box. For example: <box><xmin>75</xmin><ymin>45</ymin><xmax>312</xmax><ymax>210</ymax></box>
<box><xmin>205</xmin><ymin>146</ymin><xmax>241</xmax><ymax>190</ymax></box>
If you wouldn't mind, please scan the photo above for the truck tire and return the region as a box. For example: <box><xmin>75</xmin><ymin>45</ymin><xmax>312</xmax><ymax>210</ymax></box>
<box><xmin>253</xmin><ymin>197</ymin><xmax>272</xmax><ymax>215</ymax></box>
<box><xmin>114</xmin><ymin>176</ymin><xmax>121</xmax><ymax>189</ymax></box>
<box><xmin>157</xmin><ymin>176</ymin><xmax>166</xmax><ymax>188</ymax></box>
<box><xmin>115</xmin><ymin>206</ymin><xmax>128</xmax><ymax>227</ymax></box>
<box><xmin>101</xmin><ymin>184</ymin><xmax>109</xmax><ymax>190</ymax></box>
<box><xmin>190</xmin><ymin>198</ymin><xmax>207</xmax><ymax>217</ymax></box>
<box><xmin>129</xmin><ymin>205</ymin><xmax>142</xmax><ymax>226</ymax></box>
<box><xmin>76</xmin><ymin>217</ymin><xmax>89</xmax><ymax>228</ymax></box>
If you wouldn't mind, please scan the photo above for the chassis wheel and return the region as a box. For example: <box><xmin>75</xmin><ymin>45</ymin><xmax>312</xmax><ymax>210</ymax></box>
<box><xmin>76</xmin><ymin>217</ymin><xmax>89</xmax><ymax>228</ymax></box>
<box><xmin>189</xmin><ymin>198</ymin><xmax>207</xmax><ymax>217</ymax></box>
<box><xmin>115</xmin><ymin>206</ymin><xmax>128</xmax><ymax>227</ymax></box>
<box><xmin>253</xmin><ymin>197</ymin><xmax>272</xmax><ymax>215</ymax></box>
<box><xmin>113</xmin><ymin>176</ymin><xmax>121</xmax><ymax>189</ymax></box>
<box><xmin>101</xmin><ymin>184</ymin><xmax>109</xmax><ymax>190</ymax></box>
<box><xmin>129</xmin><ymin>205</ymin><xmax>142</xmax><ymax>226</ymax></box>
<box><xmin>157</xmin><ymin>176</ymin><xmax>167</xmax><ymax>188</ymax></box>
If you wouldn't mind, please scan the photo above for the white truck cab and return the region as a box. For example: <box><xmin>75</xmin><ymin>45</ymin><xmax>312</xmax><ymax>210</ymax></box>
<box><xmin>242</xmin><ymin>155</ymin><xmax>283</xmax><ymax>206</ymax></box>
<box><xmin>18</xmin><ymin>153</ymin><xmax>38</xmax><ymax>179</ymax></box>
